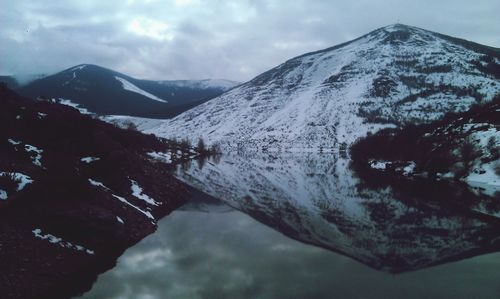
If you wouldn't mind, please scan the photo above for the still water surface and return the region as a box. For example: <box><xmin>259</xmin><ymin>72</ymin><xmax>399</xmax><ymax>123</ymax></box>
<box><xmin>80</xmin><ymin>153</ymin><xmax>500</xmax><ymax>299</ymax></box>
<box><xmin>79</xmin><ymin>207</ymin><xmax>500</xmax><ymax>299</ymax></box>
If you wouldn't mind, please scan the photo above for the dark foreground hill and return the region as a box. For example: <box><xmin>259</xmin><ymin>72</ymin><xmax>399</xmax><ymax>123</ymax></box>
<box><xmin>0</xmin><ymin>84</ymin><xmax>200</xmax><ymax>299</ymax></box>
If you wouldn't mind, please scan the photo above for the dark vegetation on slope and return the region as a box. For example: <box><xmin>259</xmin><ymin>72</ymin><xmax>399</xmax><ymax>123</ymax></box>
<box><xmin>351</xmin><ymin>95</ymin><xmax>499</xmax><ymax>177</ymax></box>
<box><xmin>0</xmin><ymin>84</ymin><xmax>204</xmax><ymax>299</ymax></box>
<box><xmin>350</xmin><ymin>94</ymin><xmax>500</xmax><ymax>214</ymax></box>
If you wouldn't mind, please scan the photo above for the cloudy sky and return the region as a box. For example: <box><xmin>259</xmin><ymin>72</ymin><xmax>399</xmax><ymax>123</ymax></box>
<box><xmin>1</xmin><ymin>0</ymin><xmax>499</xmax><ymax>82</ymax></box>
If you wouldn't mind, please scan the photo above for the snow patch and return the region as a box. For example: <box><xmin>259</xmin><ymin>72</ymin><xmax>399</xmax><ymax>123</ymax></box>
<box><xmin>58</xmin><ymin>98</ymin><xmax>92</xmax><ymax>114</ymax></box>
<box><xmin>130</xmin><ymin>179</ymin><xmax>160</xmax><ymax>206</ymax></box>
<box><xmin>112</xmin><ymin>194</ymin><xmax>155</xmax><ymax>220</ymax></box>
<box><xmin>115</xmin><ymin>76</ymin><xmax>167</xmax><ymax>103</ymax></box>
<box><xmin>403</xmin><ymin>162</ymin><xmax>416</xmax><ymax>176</ymax></box>
<box><xmin>88</xmin><ymin>178</ymin><xmax>155</xmax><ymax>220</ymax></box>
<box><xmin>466</xmin><ymin>161</ymin><xmax>500</xmax><ymax>188</ymax></box>
<box><xmin>32</xmin><ymin>228</ymin><xmax>94</xmax><ymax>255</ymax></box>
<box><xmin>88</xmin><ymin>178</ymin><xmax>109</xmax><ymax>190</ymax></box>
<box><xmin>370</xmin><ymin>160</ymin><xmax>390</xmax><ymax>170</ymax></box>
<box><xmin>81</xmin><ymin>157</ymin><xmax>100</xmax><ymax>163</ymax></box>
<box><xmin>0</xmin><ymin>172</ymin><xmax>34</xmax><ymax>200</ymax></box>
<box><xmin>24</xmin><ymin>144</ymin><xmax>43</xmax><ymax>167</ymax></box>
<box><xmin>71</xmin><ymin>65</ymin><xmax>87</xmax><ymax>71</ymax></box>
<box><xmin>8</xmin><ymin>139</ymin><xmax>21</xmax><ymax>145</ymax></box>
<box><xmin>147</xmin><ymin>151</ymin><xmax>173</xmax><ymax>164</ymax></box>
<box><xmin>100</xmin><ymin>115</ymin><xmax>163</xmax><ymax>131</ymax></box>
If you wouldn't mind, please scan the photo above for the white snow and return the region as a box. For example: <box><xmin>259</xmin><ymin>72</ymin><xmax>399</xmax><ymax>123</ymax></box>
<box><xmin>32</xmin><ymin>228</ymin><xmax>95</xmax><ymax>255</ymax></box>
<box><xmin>81</xmin><ymin>157</ymin><xmax>100</xmax><ymax>163</ymax></box>
<box><xmin>130</xmin><ymin>179</ymin><xmax>160</xmax><ymax>206</ymax></box>
<box><xmin>370</xmin><ymin>160</ymin><xmax>390</xmax><ymax>170</ymax></box>
<box><xmin>117</xmin><ymin>216</ymin><xmax>125</xmax><ymax>224</ymax></box>
<box><xmin>8</xmin><ymin>139</ymin><xmax>21</xmax><ymax>145</ymax></box>
<box><xmin>469</xmin><ymin>127</ymin><xmax>498</xmax><ymax>151</ymax></box>
<box><xmin>37</xmin><ymin>112</ymin><xmax>47</xmax><ymax>119</ymax></box>
<box><xmin>24</xmin><ymin>144</ymin><xmax>43</xmax><ymax>167</ymax></box>
<box><xmin>88</xmin><ymin>178</ymin><xmax>155</xmax><ymax>220</ymax></box>
<box><xmin>146</xmin><ymin>24</ymin><xmax>500</xmax><ymax>152</ymax></box>
<box><xmin>466</xmin><ymin>161</ymin><xmax>500</xmax><ymax>188</ymax></box>
<box><xmin>403</xmin><ymin>162</ymin><xmax>416</xmax><ymax>176</ymax></box>
<box><xmin>112</xmin><ymin>194</ymin><xmax>155</xmax><ymax>220</ymax></box>
<box><xmin>0</xmin><ymin>172</ymin><xmax>34</xmax><ymax>199</ymax></box>
<box><xmin>115</xmin><ymin>76</ymin><xmax>167</xmax><ymax>103</ymax></box>
<box><xmin>71</xmin><ymin>65</ymin><xmax>87</xmax><ymax>71</ymax></box>
<box><xmin>100</xmin><ymin>115</ymin><xmax>164</xmax><ymax>131</ymax></box>
<box><xmin>62</xmin><ymin>65</ymin><xmax>86</xmax><ymax>86</ymax></box>
<box><xmin>147</xmin><ymin>151</ymin><xmax>173</xmax><ymax>164</ymax></box>
<box><xmin>88</xmin><ymin>178</ymin><xmax>109</xmax><ymax>190</ymax></box>
<box><xmin>13</xmin><ymin>173</ymin><xmax>33</xmax><ymax>191</ymax></box>
<box><xmin>58</xmin><ymin>98</ymin><xmax>92</xmax><ymax>114</ymax></box>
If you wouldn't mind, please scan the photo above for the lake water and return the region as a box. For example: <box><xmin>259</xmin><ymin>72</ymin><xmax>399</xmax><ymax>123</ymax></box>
<box><xmin>79</xmin><ymin>153</ymin><xmax>500</xmax><ymax>299</ymax></box>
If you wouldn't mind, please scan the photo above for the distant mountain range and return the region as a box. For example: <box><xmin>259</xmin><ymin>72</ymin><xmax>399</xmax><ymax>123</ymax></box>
<box><xmin>0</xmin><ymin>74</ymin><xmax>46</xmax><ymax>89</ymax></box>
<box><xmin>6</xmin><ymin>64</ymin><xmax>239</xmax><ymax>118</ymax></box>
<box><xmin>148</xmin><ymin>24</ymin><xmax>500</xmax><ymax>150</ymax></box>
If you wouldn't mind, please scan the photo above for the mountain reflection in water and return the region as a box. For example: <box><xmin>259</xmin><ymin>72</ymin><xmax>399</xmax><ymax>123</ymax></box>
<box><xmin>79</xmin><ymin>153</ymin><xmax>500</xmax><ymax>299</ymax></box>
<box><xmin>79</xmin><ymin>194</ymin><xmax>500</xmax><ymax>299</ymax></box>
<box><xmin>175</xmin><ymin>153</ymin><xmax>500</xmax><ymax>273</ymax></box>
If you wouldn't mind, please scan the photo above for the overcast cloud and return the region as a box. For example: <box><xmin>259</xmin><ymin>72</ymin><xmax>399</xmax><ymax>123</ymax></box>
<box><xmin>1</xmin><ymin>0</ymin><xmax>499</xmax><ymax>81</ymax></box>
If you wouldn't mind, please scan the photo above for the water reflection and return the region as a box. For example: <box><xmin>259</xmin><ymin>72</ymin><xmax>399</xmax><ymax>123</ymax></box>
<box><xmin>175</xmin><ymin>153</ymin><xmax>500</xmax><ymax>273</ymax></box>
<box><xmin>79</xmin><ymin>200</ymin><xmax>500</xmax><ymax>299</ymax></box>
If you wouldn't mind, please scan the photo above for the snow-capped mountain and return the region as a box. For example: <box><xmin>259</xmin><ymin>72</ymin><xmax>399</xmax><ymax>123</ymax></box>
<box><xmin>17</xmin><ymin>64</ymin><xmax>239</xmax><ymax>118</ymax></box>
<box><xmin>150</xmin><ymin>24</ymin><xmax>500</xmax><ymax>150</ymax></box>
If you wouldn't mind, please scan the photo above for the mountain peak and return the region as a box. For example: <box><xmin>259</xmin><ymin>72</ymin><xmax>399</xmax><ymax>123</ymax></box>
<box><xmin>382</xmin><ymin>23</ymin><xmax>414</xmax><ymax>31</ymax></box>
<box><xmin>152</xmin><ymin>25</ymin><xmax>500</xmax><ymax>151</ymax></box>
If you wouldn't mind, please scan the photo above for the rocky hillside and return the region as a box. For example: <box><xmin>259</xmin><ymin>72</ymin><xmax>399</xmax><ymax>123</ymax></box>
<box><xmin>0</xmin><ymin>84</ymin><xmax>200</xmax><ymax>299</ymax></box>
<box><xmin>149</xmin><ymin>24</ymin><xmax>500</xmax><ymax>151</ymax></box>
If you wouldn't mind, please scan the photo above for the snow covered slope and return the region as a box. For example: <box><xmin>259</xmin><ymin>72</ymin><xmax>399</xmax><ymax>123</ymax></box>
<box><xmin>151</xmin><ymin>24</ymin><xmax>500</xmax><ymax>151</ymax></box>
<box><xmin>159</xmin><ymin>79</ymin><xmax>240</xmax><ymax>91</ymax></box>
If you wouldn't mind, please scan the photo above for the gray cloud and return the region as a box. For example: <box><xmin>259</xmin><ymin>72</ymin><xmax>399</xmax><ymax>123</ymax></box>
<box><xmin>1</xmin><ymin>0</ymin><xmax>499</xmax><ymax>81</ymax></box>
